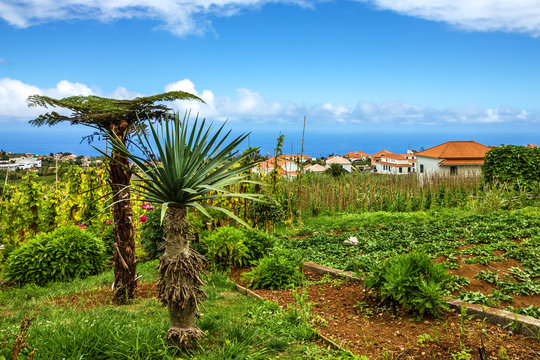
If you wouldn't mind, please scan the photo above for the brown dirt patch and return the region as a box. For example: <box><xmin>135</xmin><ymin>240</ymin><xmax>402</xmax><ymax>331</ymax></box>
<box><xmin>232</xmin><ymin>268</ymin><xmax>540</xmax><ymax>359</ymax></box>
<box><xmin>50</xmin><ymin>282</ymin><xmax>158</xmax><ymax>309</ymax></box>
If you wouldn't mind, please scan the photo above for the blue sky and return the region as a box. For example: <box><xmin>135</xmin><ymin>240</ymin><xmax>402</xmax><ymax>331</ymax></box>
<box><xmin>0</xmin><ymin>0</ymin><xmax>539</xmax><ymax>155</ymax></box>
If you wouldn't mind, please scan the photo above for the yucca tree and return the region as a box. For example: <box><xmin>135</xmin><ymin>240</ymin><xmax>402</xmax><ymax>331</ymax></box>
<box><xmin>107</xmin><ymin>113</ymin><xmax>258</xmax><ymax>348</ymax></box>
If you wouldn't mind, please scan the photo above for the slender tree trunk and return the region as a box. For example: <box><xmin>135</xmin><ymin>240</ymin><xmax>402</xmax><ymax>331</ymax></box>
<box><xmin>109</xmin><ymin>122</ymin><xmax>137</xmax><ymax>305</ymax></box>
<box><xmin>158</xmin><ymin>206</ymin><xmax>206</xmax><ymax>349</ymax></box>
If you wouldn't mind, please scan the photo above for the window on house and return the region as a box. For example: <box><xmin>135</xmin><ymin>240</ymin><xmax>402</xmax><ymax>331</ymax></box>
<box><xmin>450</xmin><ymin>166</ymin><xmax>457</xmax><ymax>175</ymax></box>
<box><xmin>420</xmin><ymin>164</ymin><xmax>424</xmax><ymax>173</ymax></box>
<box><xmin>399</xmin><ymin>167</ymin><xmax>402</xmax><ymax>173</ymax></box>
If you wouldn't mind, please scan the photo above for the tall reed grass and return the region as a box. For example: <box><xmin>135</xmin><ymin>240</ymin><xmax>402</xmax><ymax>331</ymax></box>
<box><xmin>279</xmin><ymin>173</ymin><xmax>531</xmax><ymax>215</ymax></box>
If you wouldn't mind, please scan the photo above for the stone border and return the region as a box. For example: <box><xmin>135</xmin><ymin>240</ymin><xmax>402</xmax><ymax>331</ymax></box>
<box><xmin>302</xmin><ymin>261</ymin><xmax>540</xmax><ymax>338</ymax></box>
<box><xmin>234</xmin><ymin>282</ymin><xmax>347</xmax><ymax>352</ymax></box>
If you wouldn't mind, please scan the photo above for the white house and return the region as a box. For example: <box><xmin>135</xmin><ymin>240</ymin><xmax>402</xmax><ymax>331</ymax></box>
<box><xmin>415</xmin><ymin>141</ymin><xmax>491</xmax><ymax>177</ymax></box>
<box><xmin>253</xmin><ymin>155</ymin><xmax>301</xmax><ymax>178</ymax></box>
<box><xmin>326</xmin><ymin>156</ymin><xmax>352</xmax><ymax>172</ymax></box>
<box><xmin>375</xmin><ymin>153</ymin><xmax>414</xmax><ymax>175</ymax></box>
<box><xmin>0</xmin><ymin>157</ymin><xmax>42</xmax><ymax>171</ymax></box>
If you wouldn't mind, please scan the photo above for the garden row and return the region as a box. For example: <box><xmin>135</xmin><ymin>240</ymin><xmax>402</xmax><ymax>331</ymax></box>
<box><xmin>277</xmin><ymin>208</ymin><xmax>540</xmax><ymax>319</ymax></box>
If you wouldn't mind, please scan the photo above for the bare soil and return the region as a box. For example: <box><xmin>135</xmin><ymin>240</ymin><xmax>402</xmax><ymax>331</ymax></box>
<box><xmin>231</xmin><ymin>268</ymin><xmax>540</xmax><ymax>360</ymax></box>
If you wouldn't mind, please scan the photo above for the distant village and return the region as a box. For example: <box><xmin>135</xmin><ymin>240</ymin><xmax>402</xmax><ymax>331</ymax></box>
<box><xmin>1</xmin><ymin>141</ymin><xmax>537</xmax><ymax>178</ymax></box>
<box><xmin>252</xmin><ymin>141</ymin><xmax>539</xmax><ymax>178</ymax></box>
<box><xmin>0</xmin><ymin>151</ymin><xmax>101</xmax><ymax>172</ymax></box>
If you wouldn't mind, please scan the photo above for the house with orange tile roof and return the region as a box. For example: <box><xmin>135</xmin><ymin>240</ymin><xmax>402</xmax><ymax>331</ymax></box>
<box><xmin>344</xmin><ymin>151</ymin><xmax>371</xmax><ymax>161</ymax></box>
<box><xmin>375</xmin><ymin>153</ymin><xmax>414</xmax><ymax>175</ymax></box>
<box><xmin>415</xmin><ymin>141</ymin><xmax>491</xmax><ymax>177</ymax></box>
<box><xmin>253</xmin><ymin>155</ymin><xmax>300</xmax><ymax>178</ymax></box>
<box><xmin>371</xmin><ymin>149</ymin><xmax>393</xmax><ymax>166</ymax></box>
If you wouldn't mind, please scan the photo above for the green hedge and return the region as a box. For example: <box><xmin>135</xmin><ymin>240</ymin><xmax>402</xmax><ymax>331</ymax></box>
<box><xmin>483</xmin><ymin>145</ymin><xmax>540</xmax><ymax>190</ymax></box>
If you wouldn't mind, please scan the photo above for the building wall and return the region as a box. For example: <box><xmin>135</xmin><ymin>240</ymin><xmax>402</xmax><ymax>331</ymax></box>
<box><xmin>375</xmin><ymin>163</ymin><xmax>411</xmax><ymax>175</ymax></box>
<box><xmin>416</xmin><ymin>156</ymin><xmax>441</xmax><ymax>177</ymax></box>
<box><xmin>417</xmin><ymin>156</ymin><xmax>483</xmax><ymax>177</ymax></box>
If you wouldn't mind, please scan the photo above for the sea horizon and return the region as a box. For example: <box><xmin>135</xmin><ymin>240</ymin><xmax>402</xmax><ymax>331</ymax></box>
<box><xmin>0</xmin><ymin>122</ymin><xmax>537</xmax><ymax>159</ymax></box>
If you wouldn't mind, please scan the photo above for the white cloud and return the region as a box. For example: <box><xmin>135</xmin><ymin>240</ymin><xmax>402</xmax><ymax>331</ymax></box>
<box><xmin>0</xmin><ymin>58</ymin><xmax>8</xmax><ymax>64</ymax></box>
<box><xmin>0</xmin><ymin>0</ymin><xmax>312</xmax><ymax>36</ymax></box>
<box><xmin>1</xmin><ymin>77</ymin><xmax>539</xmax><ymax>128</ymax></box>
<box><xmin>0</xmin><ymin>78</ymin><xmax>142</xmax><ymax>121</ymax></box>
<box><xmin>359</xmin><ymin>0</ymin><xmax>540</xmax><ymax>37</ymax></box>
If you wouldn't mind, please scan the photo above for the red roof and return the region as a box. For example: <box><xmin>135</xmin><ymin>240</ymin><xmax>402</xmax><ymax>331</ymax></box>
<box><xmin>345</xmin><ymin>151</ymin><xmax>371</xmax><ymax>158</ymax></box>
<box><xmin>415</xmin><ymin>141</ymin><xmax>490</xmax><ymax>159</ymax></box>
<box><xmin>372</xmin><ymin>150</ymin><xmax>393</xmax><ymax>158</ymax></box>
<box><xmin>381</xmin><ymin>153</ymin><xmax>407</xmax><ymax>161</ymax></box>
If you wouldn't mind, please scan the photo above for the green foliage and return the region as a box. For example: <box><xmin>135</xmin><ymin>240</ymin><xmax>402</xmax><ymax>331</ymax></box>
<box><xmin>242</xmin><ymin>248</ymin><xmax>304</xmax><ymax>290</ymax></box>
<box><xmin>241</xmin><ymin>228</ymin><xmax>276</xmax><ymax>264</ymax></box>
<box><xmin>483</xmin><ymin>145</ymin><xmax>540</xmax><ymax>191</ymax></box>
<box><xmin>506</xmin><ymin>305</ymin><xmax>540</xmax><ymax>320</ymax></box>
<box><xmin>248</xmin><ymin>196</ymin><xmax>285</xmax><ymax>230</ymax></box>
<box><xmin>366</xmin><ymin>252</ymin><xmax>451</xmax><ymax>318</ymax></box>
<box><xmin>200</xmin><ymin>227</ymin><xmax>248</xmax><ymax>270</ymax></box>
<box><xmin>107</xmin><ymin>114</ymin><xmax>258</xmax><ymax>225</ymax></box>
<box><xmin>325</xmin><ymin>163</ymin><xmax>346</xmax><ymax>177</ymax></box>
<box><xmin>4</xmin><ymin>226</ymin><xmax>106</xmax><ymax>286</ymax></box>
<box><xmin>458</xmin><ymin>291</ymin><xmax>493</xmax><ymax>306</ymax></box>
<box><xmin>139</xmin><ymin>208</ymin><xmax>164</xmax><ymax>260</ymax></box>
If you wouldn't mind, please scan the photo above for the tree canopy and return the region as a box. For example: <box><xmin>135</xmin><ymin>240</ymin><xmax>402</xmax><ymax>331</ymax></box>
<box><xmin>27</xmin><ymin>92</ymin><xmax>203</xmax><ymax>132</ymax></box>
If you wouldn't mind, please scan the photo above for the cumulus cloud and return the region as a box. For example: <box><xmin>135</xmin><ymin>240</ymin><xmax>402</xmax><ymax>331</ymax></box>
<box><xmin>0</xmin><ymin>78</ymin><xmax>142</xmax><ymax>121</ymax></box>
<box><xmin>1</xmin><ymin>77</ymin><xmax>538</xmax><ymax>127</ymax></box>
<box><xmin>0</xmin><ymin>0</ymin><xmax>311</xmax><ymax>36</ymax></box>
<box><xmin>359</xmin><ymin>0</ymin><xmax>540</xmax><ymax>37</ymax></box>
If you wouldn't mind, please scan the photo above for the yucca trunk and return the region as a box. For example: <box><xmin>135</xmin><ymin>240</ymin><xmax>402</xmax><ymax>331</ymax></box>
<box><xmin>158</xmin><ymin>206</ymin><xmax>206</xmax><ymax>349</ymax></box>
<box><xmin>109</xmin><ymin>122</ymin><xmax>137</xmax><ymax>305</ymax></box>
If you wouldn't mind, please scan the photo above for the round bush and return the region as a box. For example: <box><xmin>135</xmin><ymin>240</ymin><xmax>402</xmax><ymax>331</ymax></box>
<box><xmin>241</xmin><ymin>228</ymin><xmax>276</xmax><ymax>264</ymax></box>
<box><xmin>5</xmin><ymin>225</ymin><xmax>107</xmax><ymax>286</ymax></box>
<box><xmin>200</xmin><ymin>227</ymin><xmax>248</xmax><ymax>270</ymax></box>
<box><xmin>242</xmin><ymin>248</ymin><xmax>304</xmax><ymax>290</ymax></box>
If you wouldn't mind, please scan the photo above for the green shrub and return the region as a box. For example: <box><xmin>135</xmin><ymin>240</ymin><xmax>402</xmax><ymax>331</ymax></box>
<box><xmin>4</xmin><ymin>226</ymin><xmax>106</xmax><ymax>286</ymax></box>
<box><xmin>139</xmin><ymin>208</ymin><xmax>164</xmax><ymax>260</ymax></box>
<box><xmin>483</xmin><ymin>145</ymin><xmax>540</xmax><ymax>191</ymax></box>
<box><xmin>241</xmin><ymin>228</ymin><xmax>276</xmax><ymax>264</ymax></box>
<box><xmin>200</xmin><ymin>227</ymin><xmax>248</xmax><ymax>270</ymax></box>
<box><xmin>249</xmin><ymin>196</ymin><xmax>285</xmax><ymax>230</ymax></box>
<box><xmin>242</xmin><ymin>248</ymin><xmax>304</xmax><ymax>290</ymax></box>
<box><xmin>365</xmin><ymin>251</ymin><xmax>451</xmax><ymax>318</ymax></box>
<box><xmin>87</xmin><ymin>224</ymin><xmax>115</xmax><ymax>258</ymax></box>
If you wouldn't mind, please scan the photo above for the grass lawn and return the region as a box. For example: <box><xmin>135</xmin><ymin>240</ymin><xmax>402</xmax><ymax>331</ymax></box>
<box><xmin>0</xmin><ymin>261</ymin><xmax>356</xmax><ymax>360</ymax></box>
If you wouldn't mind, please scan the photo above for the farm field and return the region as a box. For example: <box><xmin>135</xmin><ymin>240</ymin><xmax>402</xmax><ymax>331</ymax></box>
<box><xmin>278</xmin><ymin>207</ymin><xmax>540</xmax><ymax>317</ymax></box>
<box><xmin>232</xmin><ymin>268</ymin><xmax>540</xmax><ymax>359</ymax></box>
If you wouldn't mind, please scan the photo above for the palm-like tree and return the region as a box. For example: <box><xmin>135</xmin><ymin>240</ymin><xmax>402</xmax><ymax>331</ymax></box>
<box><xmin>107</xmin><ymin>113</ymin><xmax>258</xmax><ymax>348</ymax></box>
<box><xmin>27</xmin><ymin>92</ymin><xmax>202</xmax><ymax>304</ymax></box>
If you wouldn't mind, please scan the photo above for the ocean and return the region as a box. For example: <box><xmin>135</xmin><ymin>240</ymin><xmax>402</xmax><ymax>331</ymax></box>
<box><xmin>0</xmin><ymin>122</ymin><xmax>537</xmax><ymax>158</ymax></box>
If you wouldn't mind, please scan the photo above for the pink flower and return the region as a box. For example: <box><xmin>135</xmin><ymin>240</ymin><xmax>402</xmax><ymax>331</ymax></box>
<box><xmin>139</xmin><ymin>215</ymin><xmax>147</xmax><ymax>223</ymax></box>
<box><xmin>141</xmin><ymin>202</ymin><xmax>155</xmax><ymax>211</ymax></box>
<box><xmin>344</xmin><ymin>236</ymin><xmax>358</xmax><ymax>245</ymax></box>
<box><xmin>78</xmin><ymin>224</ymin><xmax>86</xmax><ymax>229</ymax></box>
<box><xmin>106</xmin><ymin>220</ymin><xmax>113</xmax><ymax>225</ymax></box>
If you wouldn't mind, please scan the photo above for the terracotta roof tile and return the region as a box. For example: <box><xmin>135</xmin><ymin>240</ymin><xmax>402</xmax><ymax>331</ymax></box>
<box><xmin>381</xmin><ymin>153</ymin><xmax>407</xmax><ymax>161</ymax></box>
<box><xmin>415</xmin><ymin>141</ymin><xmax>490</xmax><ymax>159</ymax></box>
